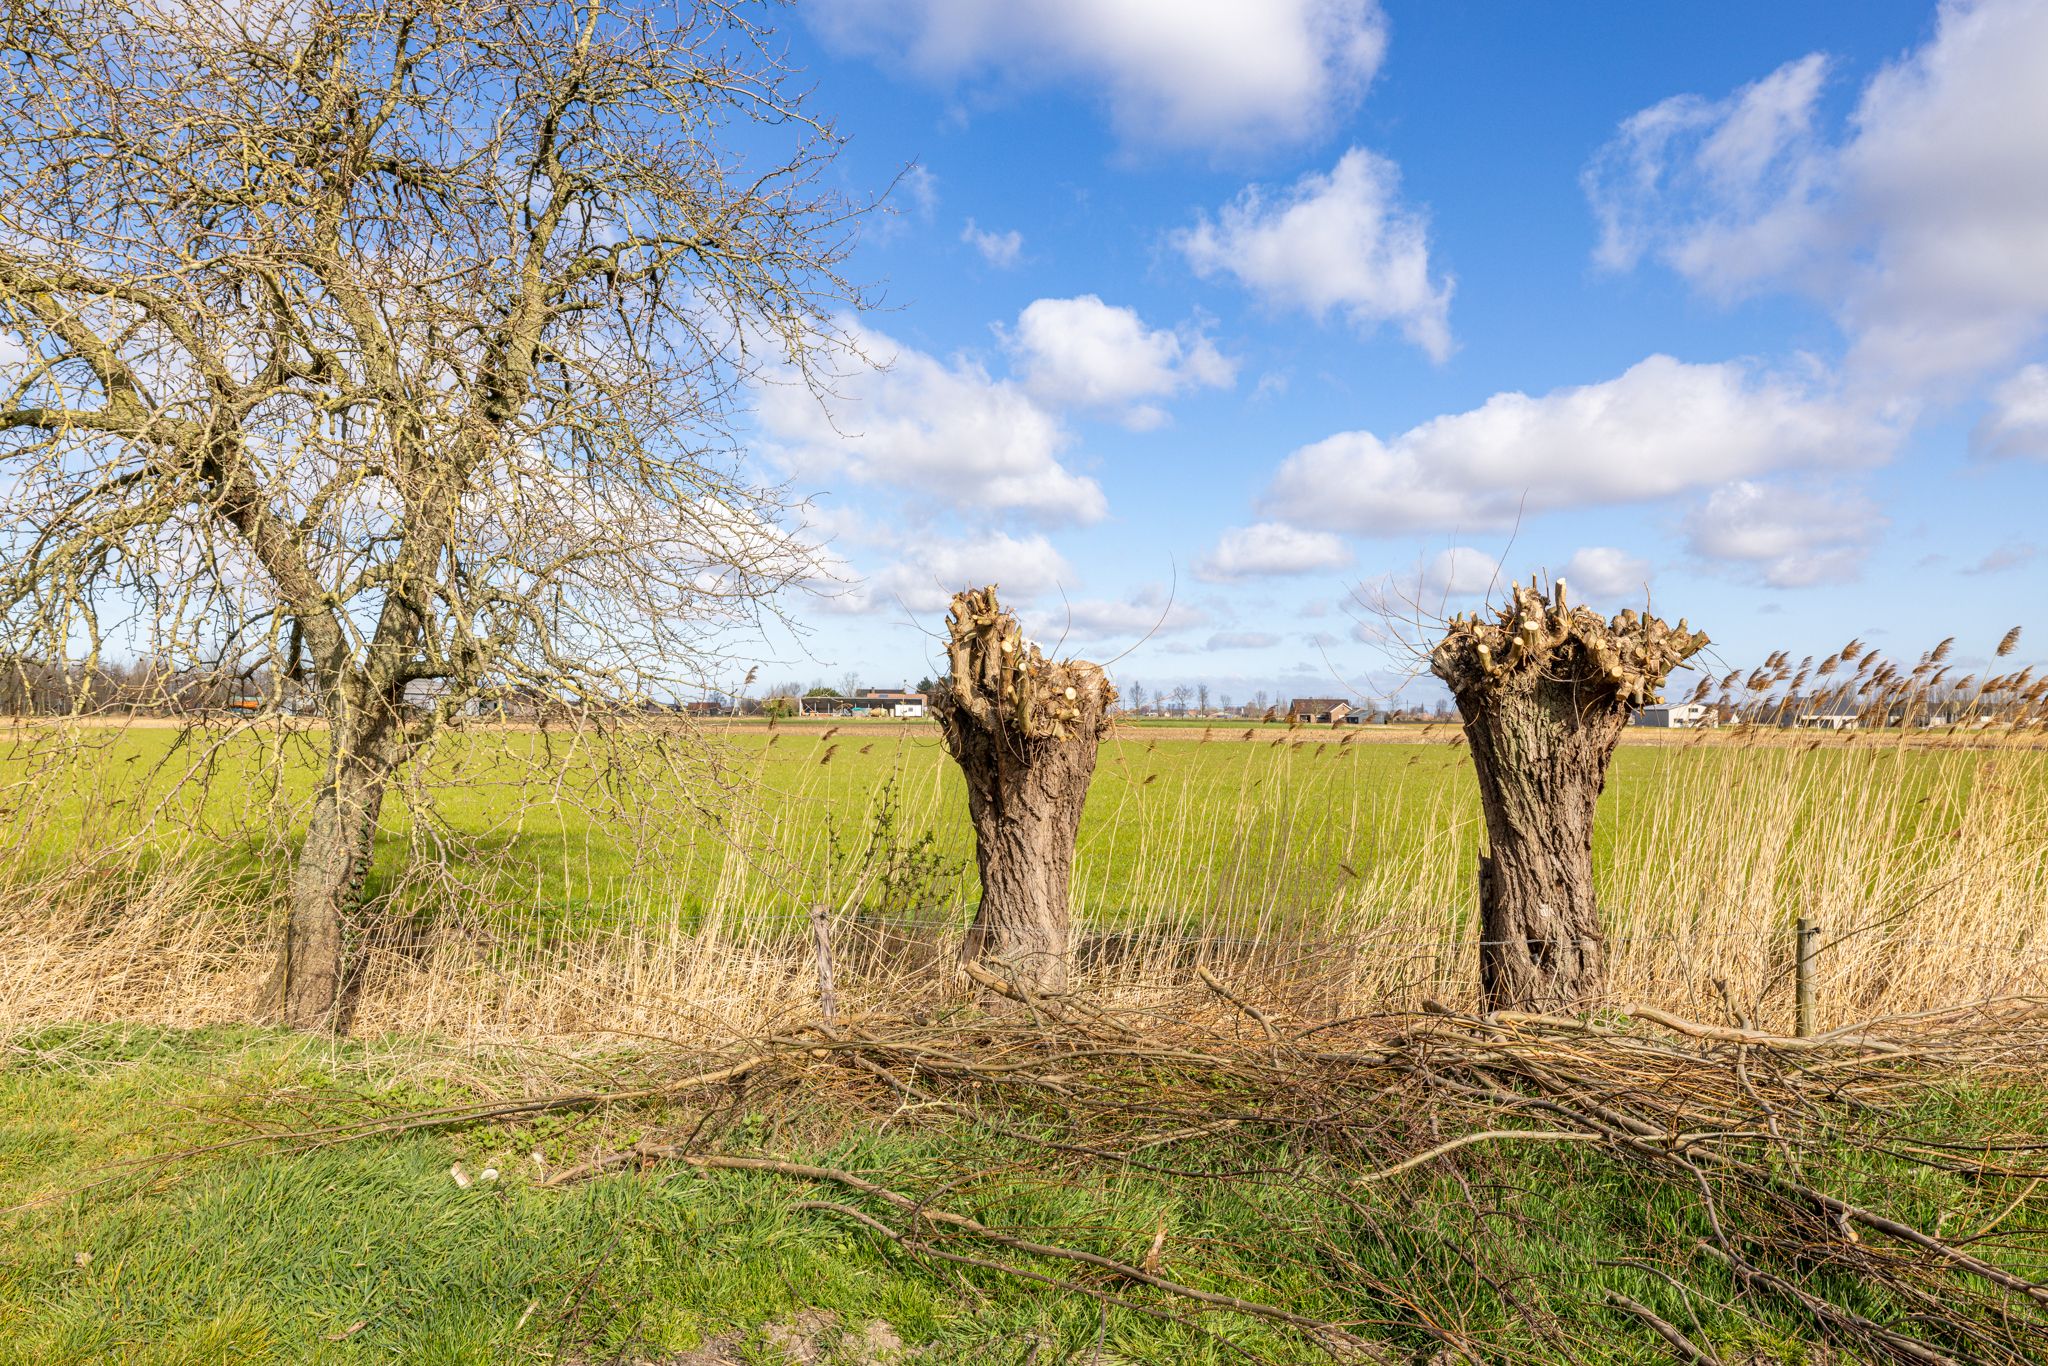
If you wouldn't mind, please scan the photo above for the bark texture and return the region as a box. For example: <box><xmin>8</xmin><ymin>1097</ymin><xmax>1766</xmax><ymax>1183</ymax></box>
<box><xmin>1430</xmin><ymin>578</ymin><xmax>1708</xmax><ymax>1013</ymax></box>
<box><xmin>932</xmin><ymin>587</ymin><xmax>1116</xmax><ymax>995</ymax></box>
<box><xmin>267</xmin><ymin>686</ymin><xmax>408</xmax><ymax>1031</ymax></box>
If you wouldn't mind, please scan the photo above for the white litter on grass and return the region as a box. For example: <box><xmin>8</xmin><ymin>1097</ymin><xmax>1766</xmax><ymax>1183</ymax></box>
<box><xmin>449</xmin><ymin>1162</ymin><xmax>472</xmax><ymax>1189</ymax></box>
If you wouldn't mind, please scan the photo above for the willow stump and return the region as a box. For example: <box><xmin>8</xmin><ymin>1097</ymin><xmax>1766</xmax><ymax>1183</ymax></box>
<box><xmin>932</xmin><ymin>586</ymin><xmax>1116</xmax><ymax>995</ymax></box>
<box><xmin>1430</xmin><ymin>578</ymin><xmax>1708</xmax><ymax>1012</ymax></box>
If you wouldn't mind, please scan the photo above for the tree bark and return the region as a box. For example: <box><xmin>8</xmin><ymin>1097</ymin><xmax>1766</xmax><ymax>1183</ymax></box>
<box><xmin>266</xmin><ymin>685</ymin><xmax>407</xmax><ymax>1031</ymax></box>
<box><xmin>932</xmin><ymin>587</ymin><xmax>1116</xmax><ymax>996</ymax></box>
<box><xmin>1431</xmin><ymin>578</ymin><xmax>1707</xmax><ymax>1013</ymax></box>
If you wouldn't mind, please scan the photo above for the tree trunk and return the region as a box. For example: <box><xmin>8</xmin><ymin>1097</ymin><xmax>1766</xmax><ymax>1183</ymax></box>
<box><xmin>267</xmin><ymin>687</ymin><xmax>406</xmax><ymax>1031</ymax></box>
<box><xmin>1432</xmin><ymin>578</ymin><xmax>1708</xmax><ymax>1013</ymax></box>
<box><xmin>933</xmin><ymin>587</ymin><xmax>1116</xmax><ymax>996</ymax></box>
<box><xmin>1462</xmin><ymin>681</ymin><xmax>1624</xmax><ymax>1011</ymax></box>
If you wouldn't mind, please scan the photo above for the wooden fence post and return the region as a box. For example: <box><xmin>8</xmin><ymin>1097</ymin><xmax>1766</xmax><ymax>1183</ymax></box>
<box><xmin>1794</xmin><ymin>917</ymin><xmax>1820</xmax><ymax>1037</ymax></box>
<box><xmin>810</xmin><ymin>903</ymin><xmax>837</xmax><ymax>1025</ymax></box>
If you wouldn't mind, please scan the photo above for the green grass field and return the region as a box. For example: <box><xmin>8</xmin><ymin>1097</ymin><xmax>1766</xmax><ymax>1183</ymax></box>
<box><xmin>4</xmin><ymin>720</ymin><xmax>2028</xmax><ymax>935</ymax></box>
<box><xmin>4</xmin><ymin>718</ymin><xmax>2045</xmax><ymax>1034</ymax></box>
<box><xmin>6</xmin><ymin>1021</ymin><xmax>2045</xmax><ymax>1364</ymax></box>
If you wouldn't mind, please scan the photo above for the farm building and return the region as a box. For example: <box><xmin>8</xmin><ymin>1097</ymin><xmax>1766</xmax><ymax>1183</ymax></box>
<box><xmin>797</xmin><ymin>689</ymin><xmax>928</xmax><ymax>719</ymax></box>
<box><xmin>1288</xmin><ymin>698</ymin><xmax>1351</xmax><ymax>724</ymax></box>
<box><xmin>1636</xmin><ymin>701</ymin><xmax>1716</xmax><ymax>728</ymax></box>
<box><xmin>861</xmin><ymin>688</ymin><xmax>927</xmax><ymax>718</ymax></box>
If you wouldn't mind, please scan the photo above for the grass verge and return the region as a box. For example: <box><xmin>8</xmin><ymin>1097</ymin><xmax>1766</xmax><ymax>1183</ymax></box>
<box><xmin>6</xmin><ymin>1009</ymin><xmax>2046</xmax><ymax>1365</ymax></box>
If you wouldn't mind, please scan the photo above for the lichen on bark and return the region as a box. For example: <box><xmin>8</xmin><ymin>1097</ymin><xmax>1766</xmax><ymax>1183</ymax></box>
<box><xmin>1430</xmin><ymin>577</ymin><xmax>1709</xmax><ymax>1012</ymax></box>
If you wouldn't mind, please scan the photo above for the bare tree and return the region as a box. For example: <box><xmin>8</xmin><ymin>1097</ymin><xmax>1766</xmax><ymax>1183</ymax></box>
<box><xmin>931</xmin><ymin>587</ymin><xmax>1115</xmax><ymax>995</ymax></box>
<box><xmin>0</xmin><ymin>0</ymin><xmax>863</xmax><ymax>1029</ymax></box>
<box><xmin>1430</xmin><ymin>578</ymin><xmax>1707</xmax><ymax>1012</ymax></box>
<box><xmin>1195</xmin><ymin>682</ymin><xmax>1210</xmax><ymax>713</ymax></box>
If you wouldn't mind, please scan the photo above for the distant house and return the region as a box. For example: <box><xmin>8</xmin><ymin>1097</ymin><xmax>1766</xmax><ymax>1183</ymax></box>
<box><xmin>1288</xmin><ymin>697</ymin><xmax>1350</xmax><ymax>724</ymax></box>
<box><xmin>1882</xmin><ymin>700</ymin><xmax>1955</xmax><ymax>728</ymax></box>
<box><xmin>1637</xmin><ymin>701</ymin><xmax>1715</xmax><ymax>728</ymax></box>
<box><xmin>1794</xmin><ymin>700</ymin><xmax>1863</xmax><ymax>730</ymax></box>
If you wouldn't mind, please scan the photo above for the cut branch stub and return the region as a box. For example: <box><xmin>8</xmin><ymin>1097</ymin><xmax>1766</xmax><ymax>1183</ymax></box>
<box><xmin>932</xmin><ymin>586</ymin><xmax>1117</xmax><ymax>996</ymax></box>
<box><xmin>1430</xmin><ymin>578</ymin><xmax>1709</xmax><ymax>1013</ymax></box>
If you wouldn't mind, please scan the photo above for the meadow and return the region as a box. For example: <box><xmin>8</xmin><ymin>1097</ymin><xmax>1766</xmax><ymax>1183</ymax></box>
<box><xmin>6</xmin><ymin>720</ymin><xmax>2047</xmax><ymax>1363</ymax></box>
<box><xmin>3</xmin><ymin>717</ymin><xmax>2044</xmax><ymax>1038</ymax></box>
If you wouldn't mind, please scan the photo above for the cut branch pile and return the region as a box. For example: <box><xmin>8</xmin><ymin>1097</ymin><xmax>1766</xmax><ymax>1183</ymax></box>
<box><xmin>144</xmin><ymin>981</ymin><xmax>2048</xmax><ymax>1363</ymax></box>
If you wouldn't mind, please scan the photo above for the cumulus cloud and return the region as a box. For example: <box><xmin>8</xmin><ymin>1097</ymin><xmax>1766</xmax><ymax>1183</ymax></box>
<box><xmin>1416</xmin><ymin>546</ymin><xmax>1504</xmax><ymax>599</ymax></box>
<box><xmin>1260</xmin><ymin>354</ymin><xmax>1890</xmax><ymax>534</ymax></box>
<box><xmin>807</xmin><ymin>0</ymin><xmax>1386</xmax><ymax>151</ymax></box>
<box><xmin>1972</xmin><ymin>363</ymin><xmax>2048</xmax><ymax>460</ymax></box>
<box><xmin>1354</xmin><ymin>547</ymin><xmax>1504</xmax><ymax>614</ymax></box>
<box><xmin>818</xmin><ymin>530</ymin><xmax>1072</xmax><ymax>615</ymax></box>
<box><xmin>1005</xmin><ymin>295</ymin><xmax>1235</xmax><ymax>429</ymax></box>
<box><xmin>1177</xmin><ymin>148</ymin><xmax>1453</xmax><ymax>360</ymax></box>
<box><xmin>1560</xmin><ymin>547</ymin><xmax>1653</xmax><ymax>601</ymax></box>
<box><xmin>1195</xmin><ymin>522</ymin><xmax>1351</xmax><ymax>581</ymax></box>
<box><xmin>961</xmin><ymin>218</ymin><xmax>1022</xmax><ymax>267</ymax></box>
<box><xmin>755</xmin><ymin>322</ymin><xmax>1106</xmax><ymax>524</ymax></box>
<box><xmin>1585</xmin><ymin>0</ymin><xmax>2048</xmax><ymax>386</ymax></box>
<box><xmin>1024</xmin><ymin>584</ymin><xmax>1209</xmax><ymax>643</ymax></box>
<box><xmin>1683</xmin><ymin>480</ymin><xmax>1883</xmax><ymax>588</ymax></box>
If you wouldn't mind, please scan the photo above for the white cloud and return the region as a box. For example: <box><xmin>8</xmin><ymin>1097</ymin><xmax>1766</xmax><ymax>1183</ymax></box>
<box><xmin>1963</xmin><ymin>541</ymin><xmax>2039</xmax><ymax>575</ymax></box>
<box><xmin>1972</xmin><ymin>362</ymin><xmax>2048</xmax><ymax>460</ymax></box>
<box><xmin>1353</xmin><ymin>547</ymin><xmax>1505</xmax><ymax>613</ymax></box>
<box><xmin>820</xmin><ymin>531</ymin><xmax>1072</xmax><ymax>615</ymax></box>
<box><xmin>1208</xmin><ymin>631</ymin><xmax>1281</xmax><ymax>650</ymax></box>
<box><xmin>808</xmin><ymin>0</ymin><xmax>1386</xmax><ymax>151</ymax></box>
<box><xmin>1585</xmin><ymin>54</ymin><xmax>1833</xmax><ymax>291</ymax></box>
<box><xmin>1195</xmin><ymin>522</ymin><xmax>1350</xmax><ymax>581</ymax></box>
<box><xmin>1006</xmin><ymin>295</ymin><xmax>1234</xmax><ymax>429</ymax></box>
<box><xmin>1586</xmin><ymin>0</ymin><xmax>2048</xmax><ymax>386</ymax></box>
<box><xmin>756</xmin><ymin>322</ymin><xmax>1106</xmax><ymax>524</ymax></box>
<box><xmin>1417</xmin><ymin>546</ymin><xmax>1503</xmax><ymax>599</ymax></box>
<box><xmin>1683</xmin><ymin>480</ymin><xmax>1883</xmax><ymax>588</ymax></box>
<box><xmin>902</xmin><ymin>165</ymin><xmax>939</xmax><ymax>219</ymax></box>
<box><xmin>1177</xmin><ymin>148</ymin><xmax>1453</xmax><ymax>361</ymax></box>
<box><xmin>961</xmin><ymin>218</ymin><xmax>1022</xmax><ymax>268</ymax></box>
<box><xmin>1024</xmin><ymin>585</ymin><xmax>1209</xmax><ymax>643</ymax></box>
<box><xmin>1261</xmin><ymin>354</ymin><xmax>1890</xmax><ymax>534</ymax></box>
<box><xmin>1560</xmin><ymin>547</ymin><xmax>1653</xmax><ymax>600</ymax></box>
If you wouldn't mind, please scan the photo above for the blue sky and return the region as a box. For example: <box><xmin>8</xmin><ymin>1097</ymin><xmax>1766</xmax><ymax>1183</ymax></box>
<box><xmin>744</xmin><ymin>0</ymin><xmax>2047</xmax><ymax>706</ymax></box>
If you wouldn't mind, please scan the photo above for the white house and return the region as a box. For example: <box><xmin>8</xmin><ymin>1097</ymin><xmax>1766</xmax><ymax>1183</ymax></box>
<box><xmin>1637</xmin><ymin>701</ymin><xmax>1714</xmax><ymax>728</ymax></box>
<box><xmin>1796</xmin><ymin>701</ymin><xmax>1862</xmax><ymax>730</ymax></box>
